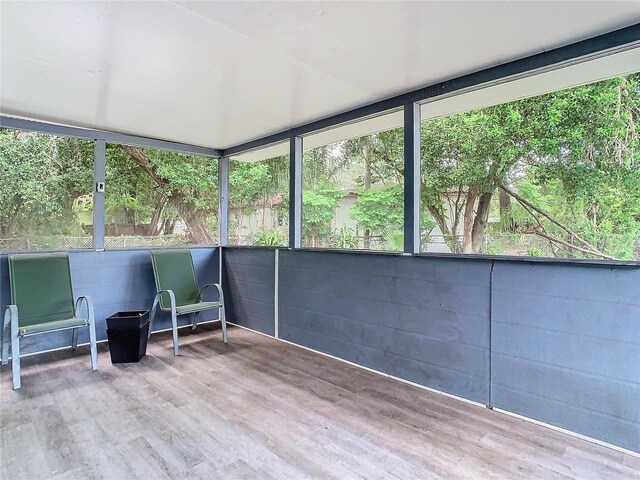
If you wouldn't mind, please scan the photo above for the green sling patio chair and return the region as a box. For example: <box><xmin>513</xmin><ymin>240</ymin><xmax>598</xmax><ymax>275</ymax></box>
<box><xmin>1</xmin><ymin>252</ymin><xmax>98</xmax><ymax>390</ymax></box>
<box><xmin>149</xmin><ymin>249</ymin><xmax>227</xmax><ymax>355</ymax></box>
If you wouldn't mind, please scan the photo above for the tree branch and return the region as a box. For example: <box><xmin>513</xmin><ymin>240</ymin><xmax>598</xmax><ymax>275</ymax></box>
<box><xmin>498</xmin><ymin>183</ymin><xmax>613</xmax><ymax>259</ymax></box>
<box><xmin>120</xmin><ymin>145</ymin><xmax>168</xmax><ymax>188</ymax></box>
<box><xmin>512</xmin><ymin>193</ymin><xmax>558</xmax><ymax>256</ymax></box>
<box><xmin>524</xmin><ymin>228</ymin><xmax>615</xmax><ymax>260</ymax></box>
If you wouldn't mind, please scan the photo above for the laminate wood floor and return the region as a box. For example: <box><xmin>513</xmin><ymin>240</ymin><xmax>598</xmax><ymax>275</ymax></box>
<box><xmin>1</xmin><ymin>324</ymin><xmax>638</xmax><ymax>480</ymax></box>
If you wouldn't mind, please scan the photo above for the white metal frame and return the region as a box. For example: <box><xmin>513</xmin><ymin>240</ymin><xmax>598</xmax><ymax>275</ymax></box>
<box><xmin>1</xmin><ymin>296</ymin><xmax>98</xmax><ymax>389</ymax></box>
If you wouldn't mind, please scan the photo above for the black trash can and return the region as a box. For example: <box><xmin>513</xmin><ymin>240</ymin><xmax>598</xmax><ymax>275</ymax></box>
<box><xmin>106</xmin><ymin>311</ymin><xmax>150</xmax><ymax>364</ymax></box>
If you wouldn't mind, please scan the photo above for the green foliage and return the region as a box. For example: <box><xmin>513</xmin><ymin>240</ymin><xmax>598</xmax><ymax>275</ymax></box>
<box><xmin>229</xmin><ymin>156</ymin><xmax>289</xmax><ymax>244</ymax></box>
<box><xmin>417</xmin><ymin>73</ymin><xmax>640</xmax><ymax>258</ymax></box>
<box><xmin>382</xmin><ymin>231</ymin><xmax>404</xmax><ymax>251</ymax></box>
<box><xmin>105</xmin><ymin>144</ymin><xmax>219</xmax><ymax>242</ymax></box>
<box><xmin>0</xmin><ymin>130</ymin><xmax>93</xmax><ymax>237</ymax></box>
<box><xmin>350</xmin><ymin>186</ymin><xmax>404</xmax><ymax>233</ymax></box>
<box><xmin>229</xmin><ymin>161</ymin><xmax>269</xmax><ymax>208</ymax></box>
<box><xmin>329</xmin><ymin>224</ymin><xmax>359</xmax><ymax>249</ymax></box>
<box><xmin>527</xmin><ymin>247</ymin><xmax>544</xmax><ymax>257</ymax></box>
<box><xmin>303</xmin><ymin>187</ymin><xmax>341</xmax><ymax>241</ymax></box>
<box><xmin>502</xmin><ymin>172</ymin><xmax>640</xmax><ymax>260</ymax></box>
<box><xmin>252</xmin><ymin>229</ymin><xmax>285</xmax><ymax>246</ymax></box>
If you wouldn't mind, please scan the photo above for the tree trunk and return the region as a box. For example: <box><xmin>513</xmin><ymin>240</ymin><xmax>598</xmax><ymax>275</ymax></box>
<box><xmin>499</xmin><ymin>188</ymin><xmax>515</xmax><ymax>232</ymax></box>
<box><xmin>462</xmin><ymin>186</ymin><xmax>478</xmax><ymax>253</ymax></box>
<box><xmin>471</xmin><ymin>192</ymin><xmax>493</xmax><ymax>253</ymax></box>
<box><xmin>146</xmin><ymin>199</ymin><xmax>167</xmax><ymax>236</ymax></box>
<box><xmin>499</xmin><ymin>188</ymin><xmax>510</xmax><ymax>215</ymax></box>
<box><xmin>428</xmin><ymin>205</ymin><xmax>462</xmax><ymax>253</ymax></box>
<box><xmin>183</xmin><ymin>212</ymin><xmax>214</xmax><ymax>244</ymax></box>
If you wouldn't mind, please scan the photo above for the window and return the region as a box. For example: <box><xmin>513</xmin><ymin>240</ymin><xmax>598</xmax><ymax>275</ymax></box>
<box><xmin>229</xmin><ymin>143</ymin><xmax>289</xmax><ymax>246</ymax></box>
<box><xmin>0</xmin><ymin>129</ymin><xmax>93</xmax><ymax>250</ymax></box>
<box><xmin>302</xmin><ymin>113</ymin><xmax>405</xmax><ymax>251</ymax></box>
<box><xmin>420</xmin><ymin>73</ymin><xmax>640</xmax><ymax>261</ymax></box>
<box><xmin>105</xmin><ymin>144</ymin><xmax>218</xmax><ymax>247</ymax></box>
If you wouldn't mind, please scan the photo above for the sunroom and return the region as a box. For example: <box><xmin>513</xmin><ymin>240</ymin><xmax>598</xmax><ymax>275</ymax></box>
<box><xmin>1</xmin><ymin>2</ymin><xmax>639</xmax><ymax>479</ymax></box>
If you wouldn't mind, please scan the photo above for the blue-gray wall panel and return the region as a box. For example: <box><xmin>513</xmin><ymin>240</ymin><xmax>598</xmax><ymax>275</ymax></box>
<box><xmin>0</xmin><ymin>248</ymin><xmax>219</xmax><ymax>354</ymax></box>
<box><xmin>222</xmin><ymin>248</ymin><xmax>275</xmax><ymax>336</ymax></box>
<box><xmin>278</xmin><ymin>250</ymin><xmax>491</xmax><ymax>404</ymax></box>
<box><xmin>491</xmin><ymin>262</ymin><xmax>640</xmax><ymax>452</ymax></box>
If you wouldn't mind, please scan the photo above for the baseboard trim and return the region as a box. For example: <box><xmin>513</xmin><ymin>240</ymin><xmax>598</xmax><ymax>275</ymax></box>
<box><xmin>493</xmin><ymin>408</ymin><xmax>640</xmax><ymax>458</ymax></box>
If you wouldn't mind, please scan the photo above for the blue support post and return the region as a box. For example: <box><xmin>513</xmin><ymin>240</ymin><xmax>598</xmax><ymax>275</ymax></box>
<box><xmin>403</xmin><ymin>102</ymin><xmax>421</xmax><ymax>254</ymax></box>
<box><xmin>93</xmin><ymin>140</ymin><xmax>106</xmax><ymax>251</ymax></box>
<box><xmin>219</xmin><ymin>156</ymin><xmax>230</xmax><ymax>246</ymax></box>
<box><xmin>289</xmin><ymin>136</ymin><xmax>303</xmax><ymax>248</ymax></box>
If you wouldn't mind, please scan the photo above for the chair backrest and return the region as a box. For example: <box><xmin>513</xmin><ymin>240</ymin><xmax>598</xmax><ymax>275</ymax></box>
<box><xmin>8</xmin><ymin>252</ymin><xmax>75</xmax><ymax>327</ymax></box>
<box><xmin>150</xmin><ymin>249</ymin><xmax>200</xmax><ymax>310</ymax></box>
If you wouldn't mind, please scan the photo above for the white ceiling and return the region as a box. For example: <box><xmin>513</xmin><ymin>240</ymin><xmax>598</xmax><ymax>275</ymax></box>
<box><xmin>232</xmin><ymin>47</ymin><xmax>640</xmax><ymax>162</ymax></box>
<box><xmin>1</xmin><ymin>1</ymin><xmax>639</xmax><ymax>152</ymax></box>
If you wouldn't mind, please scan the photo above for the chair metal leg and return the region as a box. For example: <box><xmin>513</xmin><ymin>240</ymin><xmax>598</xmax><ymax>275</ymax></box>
<box><xmin>10</xmin><ymin>312</ymin><xmax>21</xmax><ymax>390</ymax></box>
<box><xmin>201</xmin><ymin>283</ymin><xmax>228</xmax><ymax>344</ymax></box>
<box><xmin>149</xmin><ymin>294</ymin><xmax>162</xmax><ymax>340</ymax></box>
<box><xmin>75</xmin><ymin>296</ymin><xmax>97</xmax><ymax>371</ymax></box>
<box><xmin>88</xmin><ymin>318</ymin><xmax>98</xmax><ymax>371</ymax></box>
<box><xmin>191</xmin><ymin>312</ymin><xmax>198</xmax><ymax>331</ymax></box>
<box><xmin>220</xmin><ymin>304</ymin><xmax>228</xmax><ymax>344</ymax></box>
<box><xmin>2</xmin><ymin>306</ymin><xmax>14</xmax><ymax>366</ymax></box>
<box><xmin>150</xmin><ymin>290</ymin><xmax>178</xmax><ymax>355</ymax></box>
<box><xmin>71</xmin><ymin>328</ymin><xmax>79</xmax><ymax>351</ymax></box>
<box><xmin>0</xmin><ymin>311</ymin><xmax>5</xmax><ymax>365</ymax></box>
<box><xmin>171</xmin><ymin>308</ymin><xmax>179</xmax><ymax>355</ymax></box>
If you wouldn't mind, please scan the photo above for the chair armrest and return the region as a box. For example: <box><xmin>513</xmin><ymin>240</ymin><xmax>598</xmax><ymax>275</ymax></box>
<box><xmin>199</xmin><ymin>283</ymin><xmax>223</xmax><ymax>303</ymax></box>
<box><xmin>153</xmin><ymin>289</ymin><xmax>177</xmax><ymax>312</ymax></box>
<box><xmin>74</xmin><ymin>296</ymin><xmax>95</xmax><ymax>323</ymax></box>
<box><xmin>3</xmin><ymin>305</ymin><xmax>17</xmax><ymax>329</ymax></box>
<box><xmin>149</xmin><ymin>290</ymin><xmax>177</xmax><ymax>339</ymax></box>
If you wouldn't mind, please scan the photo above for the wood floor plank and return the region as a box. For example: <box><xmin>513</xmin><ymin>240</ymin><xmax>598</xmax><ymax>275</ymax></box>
<box><xmin>1</xmin><ymin>324</ymin><xmax>637</xmax><ymax>480</ymax></box>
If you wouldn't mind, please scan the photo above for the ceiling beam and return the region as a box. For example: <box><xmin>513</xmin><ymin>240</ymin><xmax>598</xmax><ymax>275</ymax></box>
<box><xmin>0</xmin><ymin>116</ymin><xmax>223</xmax><ymax>158</ymax></box>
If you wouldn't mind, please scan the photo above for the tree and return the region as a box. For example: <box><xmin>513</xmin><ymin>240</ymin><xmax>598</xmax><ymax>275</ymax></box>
<box><xmin>105</xmin><ymin>144</ymin><xmax>158</xmax><ymax>235</ymax></box>
<box><xmin>229</xmin><ymin>160</ymin><xmax>270</xmax><ymax>243</ymax></box>
<box><xmin>350</xmin><ymin>186</ymin><xmax>404</xmax><ymax>242</ymax></box>
<box><xmin>117</xmin><ymin>146</ymin><xmax>219</xmax><ymax>243</ymax></box>
<box><xmin>302</xmin><ymin>188</ymin><xmax>340</xmax><ymax>247</ymax></box>
<box><xmin>344</xmin><ymin>131</ymin><xmax>404</xmax><ymax>248</ymax></box>
<box><xmin>419</xmin><ymin>101</ymin><xmax>546</xmax><ymax>253</ymax></box>
<box><xmin>396</xmin><ymin>73</ymin><xmax>639</xmax><ymax>258</ymax></box>
<box><xmin>249</xmin><ymin>155</ymin><xmax>289</xmax><ymax>241</ymax></box>
<box><xmin>0</xmin><ymin>130</ymin><xmax>93</xmax><ymax>241</ymax></box>
<box><xmin>497</xmin><ymin>74</ymin><xmax>640</xmax><ymax>259</ymax></box>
